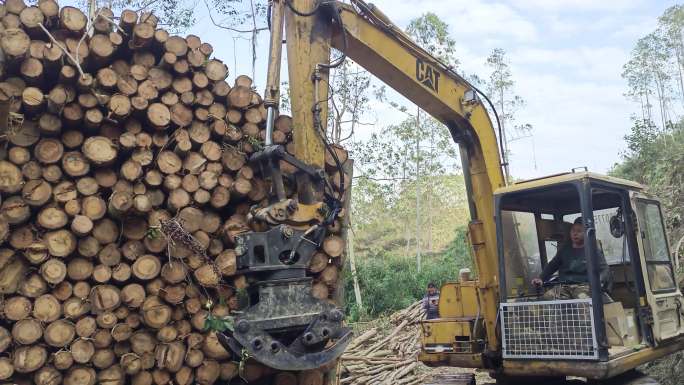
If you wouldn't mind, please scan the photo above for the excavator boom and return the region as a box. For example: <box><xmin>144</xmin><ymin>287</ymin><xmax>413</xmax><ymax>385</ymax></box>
<box><xmin>281</xmin><ymin>0</ymin><xmax>507</xmax><ymax>355</ymax></box>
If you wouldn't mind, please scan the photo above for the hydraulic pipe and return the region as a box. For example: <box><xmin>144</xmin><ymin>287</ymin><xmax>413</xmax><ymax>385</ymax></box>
<box><xmin>264</xmin><ymin>0</ymin><xmax>286</xmax><ymax>146</ymax></box>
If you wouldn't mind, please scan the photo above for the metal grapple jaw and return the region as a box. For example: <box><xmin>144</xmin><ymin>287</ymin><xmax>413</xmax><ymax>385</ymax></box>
<box><xmin>217</xmin><ymin>225</ymin><xmax>351</xmax><ymax>371</ymax></box>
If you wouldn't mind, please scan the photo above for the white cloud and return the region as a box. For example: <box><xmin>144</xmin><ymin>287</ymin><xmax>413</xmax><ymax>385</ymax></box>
<box><xmin>510</xmin><ymin>46</ymin><xmax>629</xmax><ymax>81</ymax></box>
<box><xmin>509</xmin><ymin>0</ymin><xmax>647</xmax><ymax>12</ymax></box>
<box><xmin>370</xmin><ymin>0</ymin><xmax>539</xmax><ymax>43</ymax></box>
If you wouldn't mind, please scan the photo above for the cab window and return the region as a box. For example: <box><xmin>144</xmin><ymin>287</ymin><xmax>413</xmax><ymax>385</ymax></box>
<box><xmin>564</xmin><ymin>206</ymin><xmax>630</xmax><ymax>266</ymax></box>
<box><xmin>635</xmin><ymin>201</ymin><xmax>676</xmax><ymax>292</ymax></box>
<box><xmin>501</xmin><ymin>210</ymin><xmax>541</xmax><ymax>298</ymax></box>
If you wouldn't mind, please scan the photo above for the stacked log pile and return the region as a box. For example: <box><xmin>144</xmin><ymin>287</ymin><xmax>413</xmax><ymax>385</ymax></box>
<box><xmin>0</xmin><ymin>1</ymin><xmax>350</xmax><ymax>384</ymax></box>
<box><xmin>339</xmin><ymin>302</ymin><xmax>426</xmax><ymax>385</ymax></box>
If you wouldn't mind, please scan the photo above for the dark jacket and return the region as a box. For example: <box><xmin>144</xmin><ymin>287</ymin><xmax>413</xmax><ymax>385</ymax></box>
<box><xmin>422</xmin><ymin>292</ymin><xmax>440</xmax><ymax>319</ymax></box>
<box><xmin>541</xmin><ymin>243</ymin><xmax>609</xmax><ymax>286</ymax></box>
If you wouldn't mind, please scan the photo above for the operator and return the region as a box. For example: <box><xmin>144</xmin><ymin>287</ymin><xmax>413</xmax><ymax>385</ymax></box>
<box><xmin>531</xmin><ymin>218</ymin><xmax>610</xmax><ymax>300</ymax></box>
<box><xmin>422</xmin><ymin>283</ymin><xmax>440</xmax><ymax>319</ymax></box>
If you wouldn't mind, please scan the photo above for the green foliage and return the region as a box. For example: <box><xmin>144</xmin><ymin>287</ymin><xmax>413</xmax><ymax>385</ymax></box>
<box><xmin>86</xmin><ymin>0</ymin><xmax>197</xmax><ymax>32</ymax></box>
<box><xmin>203</xmin><ymin>313</ymin><xmax>235</xmax><ymax>333</ymax></box>
<box><xmin>610</xmin><ymin>119</ymin><xmax>683</xmax><ymax>237</ymax></box>
<box><xmin>344</xmin><ymin>227</ymin><xmax>472</xmax><ymax>321</ymax></box>
<box><xmin>406</xmin><ymin>13</ymin><xmax>458</xmax><ymax>69</ymax></box>
<box><xmin>622</xmin><ymin>5</ymin><xmax>684</xmax><ymax>128</ymax></box>
<box><xmin>477</xmin><ymin>48</ymin><xmax>533</xmax><ymax>165</ymax></box>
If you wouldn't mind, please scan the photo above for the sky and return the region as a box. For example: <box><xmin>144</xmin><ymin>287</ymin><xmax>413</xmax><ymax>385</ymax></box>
<box><xmin>183</xmin><ymin>0</ymin><xmax>679</xmax><ymax>179</ymax></box>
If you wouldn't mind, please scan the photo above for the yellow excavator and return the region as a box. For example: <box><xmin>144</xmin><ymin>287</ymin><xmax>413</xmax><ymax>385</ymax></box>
<box><xmin>218</xmin><ymin>0</ymin><xmax>684</xmax><ymax>384</ymax></box>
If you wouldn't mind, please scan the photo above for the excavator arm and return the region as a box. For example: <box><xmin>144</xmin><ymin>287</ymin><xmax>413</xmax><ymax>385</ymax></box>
<box><xmin>219</xmin><ymin>0</ymin><xmax>507</xmax><ymax>372</ymax></box>
<box><xmin>329</xmin><ymin>0</ymin><xmax>507</xmax><ymax>355</ymax></box>
<box><xmin>281</xmin><ymin>0</ymin><xmax>507</xmax><ymax>353</ymax></box>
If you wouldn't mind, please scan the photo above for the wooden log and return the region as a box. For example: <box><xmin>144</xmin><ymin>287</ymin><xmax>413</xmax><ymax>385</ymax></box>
<box><xmin>214</xmin><ymin>249</ymin><xmax>236</xmax><ymax>277</ymax></box>
<box><xmin>40</xmin><ymin>258</ymin><xmax>67</xmax><ymax>284</ymax></box>
<box><xmin>22</xmin><ymin>179</ymin><xmax>51</xmax><ymax>208</ymax></box>
<box><xmin>196</xmin><ymin>360</ymin><xmax>220</xmax><ymax>385</ymax></box>
<box><xmin>31</xmin><ymin>138</ymin><xmax>62</xmax><ymax>167</ymax></box>
<box><xmin>90</xmin><ymin>284</ymin><xmax>121</xmax><ymax>313</ymax></box>
<box><xmin>212</xmin><ymin>81</ymin><xmax>231</xmax><ymax>102</ymax></box>
<box><xmin>119</xmin><ymin>9</ymin><xmax>137</xmax><ymax>33</ymax></box>
<box><xmin>9</xmin><ymin>120</ymin><xmax>40</xmax><ymax>147</ymax></box>
<box><xmin>13</xmin><ymin>345</ymin><xmax>47</xmax><ymax>373</ymax></box>
<box><xmin>37</xmin><ymin>206</ymin><xmax>68</xmax><ymax>229</ymax></box>
<box><xmin>93</xmin><ymin>218</ymin><xmax>119</xmax><ymax>244</ymax></box>
<box><xmin>20</xmin><ymin>57</ymin><xmax>44</xmax><ymax>86</ymax></box>
<box><xmin>75</xmin><ymin>317</ymin><xmax>97</xmax><ymax>338</ymax></box>
<box><xmin>91</xmin><ymin>349</ymin><xmax>115</xmax><ymax>369</ymax></box>
<box><xmin>8</xmin><ymin>225</ymin><xmax>35</xmax><ymax>250</ymax></box>
<box><xmin>323</xmin><ymin>235</ymin><xmax>344</xmax><ymax>257</ymax></box>
<box><xmin>97</xmin><ymin>364</ymin><xmax>124</xmax><ymax>384</ymax></box>
<box><xmin>0</xmin><ymin>161</ymin><xmax>23</xmax><ymax>193</ymax></box>
<box><xmin>59</xmin><ymin>6</ymin><xmax>87</xmax><ymax>34</ymax></box>
<box><xmin>80</xmin><ymin>136</ymin><xmax>117</xmax><ymax>166</ymax></box>
<box><xmin>312</xmin><ymin>282</ymin><xmax>329</xmax><ymax>300</ymax></box>
<box><xmin>76</xmin><ymin>176</ymin><xmax>99</xmax><ymax>196</ymax></box>
<box><xmin>182</xmin><ymin>151</ymin><xmax>206</xmax><ymax>174</ymax></box>
<box><xmin>1</xmin><ymin>28</ymin><xmax>30</xmax><ymax>64</ymax></box>
<box><xmin>62</xmin><ymin>151</ymin><xmax>90</xmax><ymax>177</ymax></box>
<box><xmin>71</xmin><ymin>215</ymin><xmax>93</xmax><ymax>236</ymax></box>
<box><xmin>132</xmin><ymin>22</ymin><xmax>154</xmax><ymax>49</ymax></box>
<box><xmin>44</xmin><ymin>229</ymin><xmax>76</xmax><ymax>257</ymax></box>
<box><xmin>38</xmin><ymin>112</ymin><xmax>62</xmax><ymax>135</ymax></box>
<box><xmin>52</xmin><ymin>281</ymin><xmax>73</xmax><ymax>302</ymax></box>
<box><xmin>19</xmin><ymin>272</ymin><xmax>48</xmax><ymax>298</ymax></box>
<box><xmin>67</xmin><ymin>258</ymin><xmax>94</xmax><ymax>281</ymax></box>
<box><xmin>34</xmin><ymin>366</ymin><xmax>63</xmax><ymax>385</ymax></box>
<box><xmin>132</xmin><ymin>254</ymin><xmax>161</xmax><ymax>280</ymax></box>
<box><xmin>21</xmin><ymin>160</ymin><xmax>42</xmax><ymax>180</ymax></box>
<box><xmin>221</xmin><ymin>146</ymin><xmax>245</xmax><ymax>171</ymax></box>
<box><xmin>4</xmin><ymin>295</ymin><xmax>31</xmax><ymax>320</ymax></box>
<box><xmin>108</xmin><ymin>93</ymin><xmax>132</xmax><ymax>120</ymax></box>
<box><xmin>44</xmin><ymin>319</ymin><xmax>76</xmax><ymax>347</ymax></box>
<box><xmin>189</xmin><ymin>121</ymin><xmax>210</xmax><ymax>145</ymax></box>
<box><xmin>228</xmin><ymin>85</ymin><xmax>252</xmax><ymax>109</ymax></box>
<box><xmin>121</xmin><ymin>283</ymin><xmax>146</xmax><ymax>309</ymax></box>
<box><xmin>205</xmin><ymin>59</ymin><xmax>228</xmax><ymax>82</ymax></box>
<box><xmin>93</xmin><ymin>7</ymin><xmax>114</xmax><ymax>33</ymax></box>
<box><xmin>70</xmin><ymin>338</ymin><xmax>95</xmax><ymax>364</ymax></box>
<box><xmin>64</xmin><ymin>366</ymin><xmax>96</xmax><ymax>385</ymax></box>
<box><xmin>21</xmin><ymin>86</ymin><xmax>44</xmax><ymax>115</ymax></box>
<box><xmin>1</xmin><ymin>196</ymin><xmax>30</xmax><ymax>225</ymax></box>
<box><xmin>53</xmin><ymin>350</ymin><xmax>74</xmax><ymax>371</ymax></box>
<box><xmin>170</xmin><ymin>103</ymin><xmax>192</xmax><ymax>127</ymax></box>
<box><xmin>309</xmin><ymin>252</ymin><xmax>329</xmax><ymax>274</ymax></box>
<box><xmin>141</xmin><ymin>295</ymin><xmax>171</xmax><ymax>329</ymax></box>
<box><xmin>19</xmin><ymin>6</ymin><xmax>43</xmax><ymax>37</ymax></box>
<box><xmin>187</xmin><ymin>49</ymin><xmax>205</xmax><ymax>69</ymax></box>
<box><xmin>320</xmin><ymin>264</ymin><xmax>339</xmax><ymax>287</ymax></box>
<box><xmin>73</xmin><ymin>281</ymin><xmax>91</xmax><ymax>300</ymax></box>
<box><xmin>38</xmin><ymin>0</ymin><xmax>59</xmax><ymax>25</ymax></box>
<box><xmin>147</xmin><ymin>103</ymin><xmax>170</xmax><ymax>130</ymax></box>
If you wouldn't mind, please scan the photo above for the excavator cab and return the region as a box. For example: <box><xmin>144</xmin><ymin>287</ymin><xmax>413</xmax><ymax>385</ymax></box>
<box><xmin>419</xmin><ymin>171</ymin><xmax>684</xmax><ymax>381</ymax></box>
<box><xmin>493</xmin><ymin>171</ymin><xmax>684</xmax><ymax>378</ymax></box>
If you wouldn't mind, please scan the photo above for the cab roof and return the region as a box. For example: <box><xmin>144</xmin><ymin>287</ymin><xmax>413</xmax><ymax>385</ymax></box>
<box><xmin>494</xmin><ymin>171</ymin><xmax>644</xmax><ymax>196</ymax></box>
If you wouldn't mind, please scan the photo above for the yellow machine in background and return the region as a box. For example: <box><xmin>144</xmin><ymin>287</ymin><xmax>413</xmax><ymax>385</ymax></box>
<box><xmin>251</xmin><ymin>1</ymin><xmax>684</xmax><ymax>383</ymax></box>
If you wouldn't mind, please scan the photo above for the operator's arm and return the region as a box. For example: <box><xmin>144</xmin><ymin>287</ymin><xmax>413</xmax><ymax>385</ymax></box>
<box><xmin>540</xmin><ymin>250</ymin><xmax>563</xmax><ymax>282</ymax></box>
<box><xmin>597</xmin><ymin>247</ymin><xmax>610</xmax><ymax>287</ymax></box>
